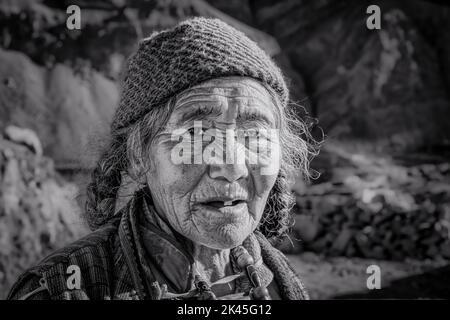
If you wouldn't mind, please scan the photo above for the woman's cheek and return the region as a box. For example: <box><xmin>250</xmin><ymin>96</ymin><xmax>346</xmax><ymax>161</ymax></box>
<box><xmin>247</xmin><ymin>147</ymin><xmax>279</xmax><ymax>220</ymax></box>
<box><xmin>156</xmin><ymin>163</ymin><xmax>207</xmax><ymax>213</ymax></box>
<box><xmin>248</xmin><ymin>155</ymin><xmax>279</xmax><ymax>199</ymax></box>
<box><xmin>153</xmin><ymin>144</ymin><xmax>199</xmax><ymax>186</ymax></box>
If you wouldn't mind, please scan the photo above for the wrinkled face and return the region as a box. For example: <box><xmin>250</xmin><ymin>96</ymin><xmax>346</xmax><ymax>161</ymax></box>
<box><xmin>144</xmin><ymin>77</ymin><xmax>281</xmax><ymax>249</ymax></box>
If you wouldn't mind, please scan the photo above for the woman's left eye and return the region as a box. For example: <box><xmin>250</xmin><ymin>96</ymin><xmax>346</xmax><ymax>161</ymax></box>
<box><xmin>244</xmin><ymin>129</ymin><xmax>261</xmax><ymax>137</ymax></box>
<box><xmin>187</xmin><ymin>127</ymin><xmax>205</xmax><ymax>136</ymax></box>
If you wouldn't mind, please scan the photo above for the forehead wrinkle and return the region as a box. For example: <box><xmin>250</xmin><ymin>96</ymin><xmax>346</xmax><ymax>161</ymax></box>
<box><xmin>174</xmin><ymin>97</ymin><xmax>223</xmax><ymax>111</ymax></box>
<box><xmin>173</xmin><ymin>80</ymin><xmax>279</xmax><ymax>127</ymax></box>
<box><xmin>173</xmin><ymin>97</ymin><xmax>276</xmax><ymax>126</ymax></box>
<box><xmin>177</xmin><ymin>92</ymin><xmax>274</xmax><ymax>112</ymax></box>
<box><xmin>174</xmin><ymin>94</ymin><xmax>225</xmax><ymax>111</ymax></box>
<box><xmin>174</xmin><ymin>104</ymin><xmax>223</xmax><ymax>125</ymax></box>
<box><xmin>190</xmin><ymin>78</ymin><xmax>273</xmax><ymax>97</ymax></box>
<box><xmin>176</xmin><ymin>80</ymin><xmax>273</xmax><ymax>103</ymax></box>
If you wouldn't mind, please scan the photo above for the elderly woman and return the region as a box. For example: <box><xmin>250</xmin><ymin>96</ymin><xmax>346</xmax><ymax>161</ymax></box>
<box><xmin>8</xmin><ymin>17</ymin><xmax>313</xmax><ymax>300</ymax></box>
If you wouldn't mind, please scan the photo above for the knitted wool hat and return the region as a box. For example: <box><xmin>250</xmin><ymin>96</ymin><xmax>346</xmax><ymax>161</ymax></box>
<box><xmin>112</xmin><ymin>17</ymin><xmax>289</xmax><ymax>131</ymax></box>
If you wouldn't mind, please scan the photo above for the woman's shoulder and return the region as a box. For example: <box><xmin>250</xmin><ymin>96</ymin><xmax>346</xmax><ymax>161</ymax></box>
<box><xmin>7</xmin><ymin>220</ymin><xmax>120</xmax><ymax>300</ymax></box>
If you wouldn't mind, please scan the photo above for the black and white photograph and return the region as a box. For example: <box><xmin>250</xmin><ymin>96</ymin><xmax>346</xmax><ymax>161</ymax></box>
<box><xmin>0</xmin><ymin>0</ymin><xmax>449</xmax><ymax>306</ymax></box>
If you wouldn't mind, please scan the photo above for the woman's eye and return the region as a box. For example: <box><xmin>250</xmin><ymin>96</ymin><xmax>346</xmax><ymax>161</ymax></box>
<box><xmin>187</xmin><ymin>127</ymin><xmax>205</xmax><ymax>136</ymax></box>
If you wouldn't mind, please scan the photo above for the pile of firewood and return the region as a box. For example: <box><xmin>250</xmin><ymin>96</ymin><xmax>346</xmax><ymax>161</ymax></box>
<box><xmin>293</xmin><ymin>150</ymin><xmax>450</xmax><ymax>260</ymax></box>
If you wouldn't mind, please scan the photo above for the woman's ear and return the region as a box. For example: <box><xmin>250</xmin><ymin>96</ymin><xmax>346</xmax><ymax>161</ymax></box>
<box><xmin>128</xmin><ymin>159</ymin><xmax>148</xmax><ymax>186</ymax></box>
<box><xmin>135</xmin><ymin>170</ymin><xmax>148</xmax><ymax>186</ymax></box>
<box><xmin>126</xmin><ymin>134</ymin><xmax>150</xmax><ymax>186</ymax></box>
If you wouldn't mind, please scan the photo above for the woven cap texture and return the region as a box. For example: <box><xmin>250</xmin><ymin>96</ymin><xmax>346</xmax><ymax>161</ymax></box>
<box><xmin>112</xmin><ymin>17</ymin><xmax>288</xmax><ymax>131</ymax></box>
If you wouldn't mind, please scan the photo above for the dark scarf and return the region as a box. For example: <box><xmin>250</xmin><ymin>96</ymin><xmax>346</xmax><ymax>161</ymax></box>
<box><xmin>118</xmin><ymin>189</ymin><xmax>309</xmax><ymax>300</ymax></box>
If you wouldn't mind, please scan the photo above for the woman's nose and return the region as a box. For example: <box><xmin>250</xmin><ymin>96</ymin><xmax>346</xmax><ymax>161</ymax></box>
<box><xmin>208</xmin><ymin>162</ymin><xmax>248</xmax><ymax>182</ymax></box>
<box><xmin>208</xmin><ymin>134</ymin><xmax>247</xmax><ymax>181</ymax></box>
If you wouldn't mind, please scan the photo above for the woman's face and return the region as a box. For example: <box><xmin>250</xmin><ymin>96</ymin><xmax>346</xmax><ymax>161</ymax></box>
<box><xmin>144</xmin><ymin>77</ymin><xmax>281</xmax><ymax>249</ymax></box>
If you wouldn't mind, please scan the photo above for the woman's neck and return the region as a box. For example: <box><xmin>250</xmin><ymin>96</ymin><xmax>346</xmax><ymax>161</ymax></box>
<box><xmin>191</xmin><ymin>244</ymin><xmax>232</xmax><ymax>284</ymax></box>
<box><xmin>147</xmin><ymin>200</ymin><xmax>234</xmax><ymax>289</ymax></box>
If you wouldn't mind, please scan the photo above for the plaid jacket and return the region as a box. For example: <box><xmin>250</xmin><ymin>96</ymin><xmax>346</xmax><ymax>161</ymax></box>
<box><xmin>8</xmin><ymin>191</ymin><xmax>309</xmax><ymax>300</ymax></box>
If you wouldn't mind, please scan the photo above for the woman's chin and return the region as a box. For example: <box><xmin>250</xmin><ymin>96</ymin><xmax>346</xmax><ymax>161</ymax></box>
<box><xmin>188</xmin><ymin>224</ymin><xmax>252</xmax><ymax>250</ymax></box>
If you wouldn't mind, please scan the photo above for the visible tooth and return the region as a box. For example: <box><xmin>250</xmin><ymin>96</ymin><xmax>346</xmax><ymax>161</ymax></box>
<box><xmin>224</xmin><ymin>201</ymin><xmax>232</xmax><ymax>206</ymax></box>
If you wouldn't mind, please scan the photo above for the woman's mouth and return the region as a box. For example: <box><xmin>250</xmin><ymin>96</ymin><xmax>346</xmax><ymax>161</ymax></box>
<box><xmin>193</xmin><ymin>199</ymin><xmax>249</xmax><ymax>222</ymax></box>
<box><xmin>202</xmin><ymin>199</ymin><xmax>246</xmax><ymax>209</ymax></box>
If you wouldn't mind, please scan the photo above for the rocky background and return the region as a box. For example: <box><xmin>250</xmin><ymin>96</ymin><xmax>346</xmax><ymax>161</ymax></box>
<box><xmin>0</xmin><ymin>0</ymin><xmax>449</xmax><ymax>298</ymax></box>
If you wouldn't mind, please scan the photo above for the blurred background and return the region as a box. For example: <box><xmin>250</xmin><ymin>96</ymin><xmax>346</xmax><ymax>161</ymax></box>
<box><xmin>0</xmin><ymin>0</ymin><xmax>449</xmax><ymax>299</ymax></box>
